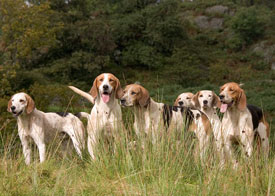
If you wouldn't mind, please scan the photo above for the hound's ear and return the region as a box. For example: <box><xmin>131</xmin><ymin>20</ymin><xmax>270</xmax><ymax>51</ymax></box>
<box><xmin>89</xmin><ymin>77</ymin><xmax>98</xmax><ymax>99</ymax></box>
<box><xmin>192</xmin><ymin>92</ymin><xmax>200</xmax><ymax>109</ymax></box>
<box><xmin>212</xmin><ymin>91</ymin><xmax>221</xmax><ymax>108</ymax></box>
<box><xmin>139</xmin><ymin>86</ymin><xmax>150</xmax><ymax>107</ymax></box>
<box><xmin>174</xmin><ymin>97</ymin><xmax>180</xmax><ymax>106</ymax></box>
<box><xmin>115</xmin><ymin>78</ymin><xmax>123</xmax><ymax>99</ymax></box>
<box><xmin>25</xmin><ymin>94</ymin><xmax>35</xmax><ymax>114</ymax></box>
<box><xmin>238</xmin><ymin>89</ymin><xmax>247</xmax><ymax>111</ymax></box>
<box><xmin>7</xmin><ymin>97</ymin><xmax>12</xmax><ymax>112</ymax></box>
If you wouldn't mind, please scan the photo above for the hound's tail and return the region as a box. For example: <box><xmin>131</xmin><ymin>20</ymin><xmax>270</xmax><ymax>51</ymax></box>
<box><xmin>68</xmin><ymin>86</ymin><xmax>94</xmax><ymax>104</ymax></box>
<box><xmin>75</xmin><ymin>112</ymin><xmax>90</xmax><ymax>120</ymax></box>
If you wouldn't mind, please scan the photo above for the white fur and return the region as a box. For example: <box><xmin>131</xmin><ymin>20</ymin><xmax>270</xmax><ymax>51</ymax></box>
<box><xmin>69</xmin><ymin>73</ymin><xmax>123</xmax><ymax>159</ymax></box>
<box><xmin>9</xmin><ymin>93</ymin><xmax>85</xmax><ymax>165</ymax></box>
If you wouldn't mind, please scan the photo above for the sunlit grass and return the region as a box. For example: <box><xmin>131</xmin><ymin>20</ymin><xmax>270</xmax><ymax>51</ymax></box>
<box><xmin>0</xmin><ymin>111</ymin><xmax>274</xmax><ymax>195</ymax></box>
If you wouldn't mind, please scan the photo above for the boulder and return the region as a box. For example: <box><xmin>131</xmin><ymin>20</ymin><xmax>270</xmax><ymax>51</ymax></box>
<box><xmin>253</xmin><ymin>41</ymin><xmax>275</xmax><ymax>70</ymax></box>
<box><xmin>194</xmin><ymin>16</ymin><xmax>209</xmax><ymax>29</ymax></box>
<box><xmin>194</xmin><ymin>16</ymin><xmax>224</xmax><ymax>30</ymax></box>
<box><xmin>209</xmin><ymin>18</ymin><xmax>224</xmax><ymax>30</ymax></box>
<box><xmin>206</xmin><ymin>5</ymin><xmax>229</xmax><ymax>15</ymax></box>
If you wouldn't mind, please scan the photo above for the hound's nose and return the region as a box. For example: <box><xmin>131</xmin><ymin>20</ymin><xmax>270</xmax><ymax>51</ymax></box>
<box><xmin>11</xmin><ymin>106</ymin><xmax>16</xmax><ymax>111</ymax></box>
<box><xmin>103</xmin><ymin>85</ymin><xmax>109</xmax><ymax>90</ymax></box>
<box><xmin>120</xmin><ymin>99</ymin><xmax>126</xmax><ymax>105</ymax></box>
<box><xmin>203</xmin><ymin>100</ymin><xmax>208</xmax><ymax>105</ymax></box>
<box><xmin>178</xmin><ymin>101</ymin><xmax>184</xmax><ymax>106</ymax></box>
<box><xmin>219</xmin><ymin>95</ymin><xmax>224</xmax><ymax>100</ymax></box>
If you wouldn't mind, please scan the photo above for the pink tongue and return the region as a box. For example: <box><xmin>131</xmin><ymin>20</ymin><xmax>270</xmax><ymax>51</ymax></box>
<box><xmin>220</xmin><ymin>104</ymin><xmax>228</xmax><ymax>113</ymax></box>
<box><xmin>102</xmin><ymin>94</ymin><xmax>110</xmax><ymax>103</ymax></box>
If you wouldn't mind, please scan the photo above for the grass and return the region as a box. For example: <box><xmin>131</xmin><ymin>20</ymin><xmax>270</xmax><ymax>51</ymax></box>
<box><xmin>0</xmin><ymin>108</ymin><xmax>274</xmax><ymax>195</ymax></box>
<box><xmin>0</xmin><ymin>79</ymin><xmax>274</xmax><ymax>195</ymax></box>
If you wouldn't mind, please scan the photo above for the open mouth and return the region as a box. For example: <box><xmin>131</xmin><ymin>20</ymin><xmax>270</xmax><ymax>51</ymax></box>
<box><xmin>12</xmin><ymin>110</ymin><xmax>23</xmax><ymax>117</ymax></box>
<box><xmin>101</xmin><ymin>92</ymin><xmax>111</xmax><ymax>103</ymax></box>
<box><xmin>203</xmin><ymin>104</ymin><xmax>209</xmax><ymax>108</ymax></box>
<box><xmin>220</xmin><ymin>101</ymin><xmax>233</xmax><ymax>113</ymax></box>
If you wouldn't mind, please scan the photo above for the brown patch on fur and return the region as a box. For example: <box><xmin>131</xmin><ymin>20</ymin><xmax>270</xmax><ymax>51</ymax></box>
<box><xmin>108</xmin><ymin>74</ymin><xmax>123</xmax><ymax>99</ymax></box>
<box><xmin>138</xmin><ymin>85</ymin><xmax>150</xmax><ymax>107</ymax></box>
<box><xmin>238</xmin><ymin>90</ymin><xmax>247</xmax><ymax>111</ymax></box>
<box><xmin>201</xmin><ymin>113</ymin><xmax>211</xmax><ymax>135</ymax></box>
<box><xmin>174</xmin><ymin>92</ymin><xmax>194</xmax><ymax>107</ymax></box>
<box><xmin>25</xmin><ymin>94</ymin><xmax>35</xmax><ymax>114</ymax></box>
<box><xmin>124</xmin><ymin>84</ymin><xmax>150</xmax><ymax>107</ymax></box>
<box><xmin>192</xmin><ymin>91</ymin><xmax>200</xmax><ymax>108</ymax></box>
<box><xmin>260</xmin><ymin>116</ymin><xmax>270</xmax><ymax>137</ymax></box>
<box><xmin>89</xmin><ymin>73</ymin><xmax>122</xmax><ymax>99</ymax></box>
<box><xmin>220</xmin><ymin>82</ymin><xmax>247</xmax><ymax>111</ymax></box>
<box><xmin>188</xmin><ymin>121</ymin><xmax>197</xmax><ymax>132</ymax></box>
<box><xmin>89</xmin><ymin>74</ymin><xmax>102</xmax><ymax>98</ymax></box>
<box><xmin>212</xmin><ymin>91</ymin><xmax>221</xmax><ymax>108</ymax></box>
<box><xmin>7</xmin><ymin>97</ymin><xmax>12</xmax><ymax>112</ymax></box>
<box><xmin>174</xmin><ymin>97</ymin><xmax>180</xmax><ymax>106</ymax></box>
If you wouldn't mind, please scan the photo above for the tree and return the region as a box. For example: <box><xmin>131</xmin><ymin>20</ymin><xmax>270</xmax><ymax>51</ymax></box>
<box><xmin>0</xmin><ymin>0</ymin><xmax>63</xmax><ymax>94</ymax></box>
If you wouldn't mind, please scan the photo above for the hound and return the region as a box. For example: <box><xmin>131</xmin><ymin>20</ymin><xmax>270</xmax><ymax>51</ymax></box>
<box><xmin>7</xmin><ymin>93</ymin><xmax>85</xmax><ymax>165</ymax></box>
<box><xmin>219</xmin><ymin>82</ymin><xmax>269</xmax><ymax>166</ymax></box>
<box><xmin>192</xmin><ymin>90</ymin><xmax>223</xmax><ymax>159</ymax></box>
<box><xmin>174</xmin><ymin>92</ymin><xmax>194</xmax><ymax>107</ymax></box>
<box><xmin>69</xmin><ymin>73</ymin><xmax>123</xmax><ymax>159</ymax></box>
<box><xmin>120</xmin><ymin>84</ymin><xmax>211</xmax><ymax>159</ymax></box>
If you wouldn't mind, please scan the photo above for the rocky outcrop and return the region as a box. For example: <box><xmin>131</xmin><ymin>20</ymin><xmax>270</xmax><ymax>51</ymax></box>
<box><xmin>205</xmin><ymin>5</ymin><xmax>229</xmax><ymax>15</ymax></box>
<box><xmin>194</xmin><ymin>16</ymin><xmax>224</xmax><ymax>30</ymax></box>
<box><xmin>253</xmin><ymin>41</ymin><xmax>275</xmax><ymax>70</ymax></box>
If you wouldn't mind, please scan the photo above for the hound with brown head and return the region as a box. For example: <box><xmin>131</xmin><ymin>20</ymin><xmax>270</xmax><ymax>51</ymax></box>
<box><xmin>8</xmin><ymin>93</ymin><xmax>85</xmax><ymax>165</ymax></box>
<box><xmin>69</xmin><ymin>73</ymin><xmax>124</xmax><ymax>159</ymax></box>
<box><xmin>219</xmin><ymin>82</ymin><xmax>269</xmax><ymax>168</ymax></box>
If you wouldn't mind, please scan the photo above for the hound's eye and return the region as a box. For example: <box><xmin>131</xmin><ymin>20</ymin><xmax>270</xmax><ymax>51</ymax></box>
<box><xmin>186</xmin><ymin>97</ymin><xmax>190</xmax><ymax>100</ymax></box>
<box><xmin>123</xmin><ymin>90</ymin><xmax>126</xmax><ymax>93</ymax></box>
<box><xmin>199</xmin><ymin>95</ymin><xmax>203</xmax><ymax>97</ymax></box>
<box><xmin>229</xmin><ymin>88</ymin><xmax>234</xmax><ymax>91</ymax></box>
<box><xmin>19</xmin><ymin>99</ymin><xmax>24</xmax><ymax>103</ymax></box>
<box><xmin>209</xmin><ymin>95</ymin><xmax>212</xmax><ymax>97</ymax></box>
<box><xmin>131</xmin><ymin>91</ymin><xmax>136</xmax><ymax>95</ymax></box>
<box><xmin>109</xmin><ymin>79</ymin><xmax>114</xmax><ymax>82</ymax></box>
<box><xmin>99</xmin><ymin>78</ymin><xmax>103</xmax><ymax>82</ymax></box>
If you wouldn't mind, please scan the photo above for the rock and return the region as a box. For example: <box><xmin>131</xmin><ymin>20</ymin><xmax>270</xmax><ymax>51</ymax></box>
<box><xmin>194</xmin><ymin>16</ymin><xmax>224</xmax><ymax>30</ymax></box>
<box><xmin>206</xmin><ymin>5</ymin><xmax>229</xmax><ymax>15</ymax></box>
<box><xmin>253</xmin><ymin>41</ymin><xmax>275</xmax><ymax>70</ymax></box>
<box><xmin>209</xmin><ymin>18</ymin><xmax>224</xmax><ymax>30</ymax></box>
<box><xmin>194</xmin><ymin>16</ymin><xmax>209</xmax><ymax>29</ymax></box>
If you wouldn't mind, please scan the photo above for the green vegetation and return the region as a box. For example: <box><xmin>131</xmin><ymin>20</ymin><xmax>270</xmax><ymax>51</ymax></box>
<box><xmin>0</xmin><ymin>0</ymin><xmax>275</xmax><ymax>195</ymax></box>
<box><xmin>0</xmin><ymin>112</ymin><xmax>274</xmax><ymax>195</ymax></box>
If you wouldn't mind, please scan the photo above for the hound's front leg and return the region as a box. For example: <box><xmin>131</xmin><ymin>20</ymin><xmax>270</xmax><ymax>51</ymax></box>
<box><xmin>38</xmin><ymin>143</ymin><xmax>46</xmax><ymax>163</ymax></box>
<box><xmin>20</xmin><ymin>136</ymin><xmax>32</xmax><ymax>165</ymax></box>
<box><xmin>32</xmin><ymin>131</ymin><xmax>46</xmax><ymax>163</ymax></box>
<box><xmin>224</xmin><ymin>136</ymin><xmax>238</xmax><ymax>169</ymax></box>
<box><xmin>87</xmin><ymin>134</ymin><xmax>96</xmax><ymax>160</ymax></box>
<box><xmin>240</xmin><ymin>128</ymin><xmax>254</xmax><ymax>158</ymax></box>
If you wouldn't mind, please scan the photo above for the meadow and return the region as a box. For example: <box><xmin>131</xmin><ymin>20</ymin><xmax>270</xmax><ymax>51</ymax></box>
<box><xmin>0</xmin><ymin>0</ymin><xmax>275</xmax><ymax>195</ymax></box>
<box><xmin>0</xmin><ymin>80</ymin><xmax>274</xmax><ymax>196</ymax></box>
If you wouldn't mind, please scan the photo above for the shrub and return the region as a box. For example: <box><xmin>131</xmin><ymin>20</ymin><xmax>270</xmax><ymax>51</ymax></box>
<box><xmin>230</xmin><ymin>7</ymin><xmax>264</xmax><ymax>46</ymax></box>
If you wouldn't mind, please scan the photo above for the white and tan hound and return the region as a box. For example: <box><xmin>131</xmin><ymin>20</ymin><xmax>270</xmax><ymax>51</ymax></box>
<box><xmin>174</xmin><ymin>92</ymin><xmax>194</xmax><ymax>107</ymax></box>
<box><xmin>7</xmin><ymin>93</ymin><xmax>85</xmax><ymax>165</ymax></box>
<box><xmin>192</xmin><ymin>90</ymin><xmax>224</xmax><ymax>159</ymax></box>
<box><xmin>219</xmin><ymin>82</ymin><xmax>269</xmax><ymax>166</ymax></box>
<box><xmin>69</xmin><ymin>73</ymin><xmax>123</xmax><ymax>159</ymax></box>
<box><xmin>121</xmin><ymin>84</ymin><xmax>211</xmax><ymax>159</ymax></box>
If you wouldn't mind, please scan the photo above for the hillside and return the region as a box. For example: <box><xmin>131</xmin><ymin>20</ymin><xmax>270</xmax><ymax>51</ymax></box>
<box><xmin>0</xmin><ymin>1</ymin><xmax>275</xmax><ymax>195</ymax></box>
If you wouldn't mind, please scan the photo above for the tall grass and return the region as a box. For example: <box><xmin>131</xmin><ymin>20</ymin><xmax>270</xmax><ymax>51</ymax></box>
<box><xmin>0</xmin><ymin>107</ymin><xmax>274</xmax><ymax>195</ymax></box>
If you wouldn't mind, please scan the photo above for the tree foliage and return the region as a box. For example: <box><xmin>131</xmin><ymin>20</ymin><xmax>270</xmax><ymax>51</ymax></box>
<box><xmin>0</xmin><ymin>0</ymin><xmax>274</xmax><ymax>94</ymax></box>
